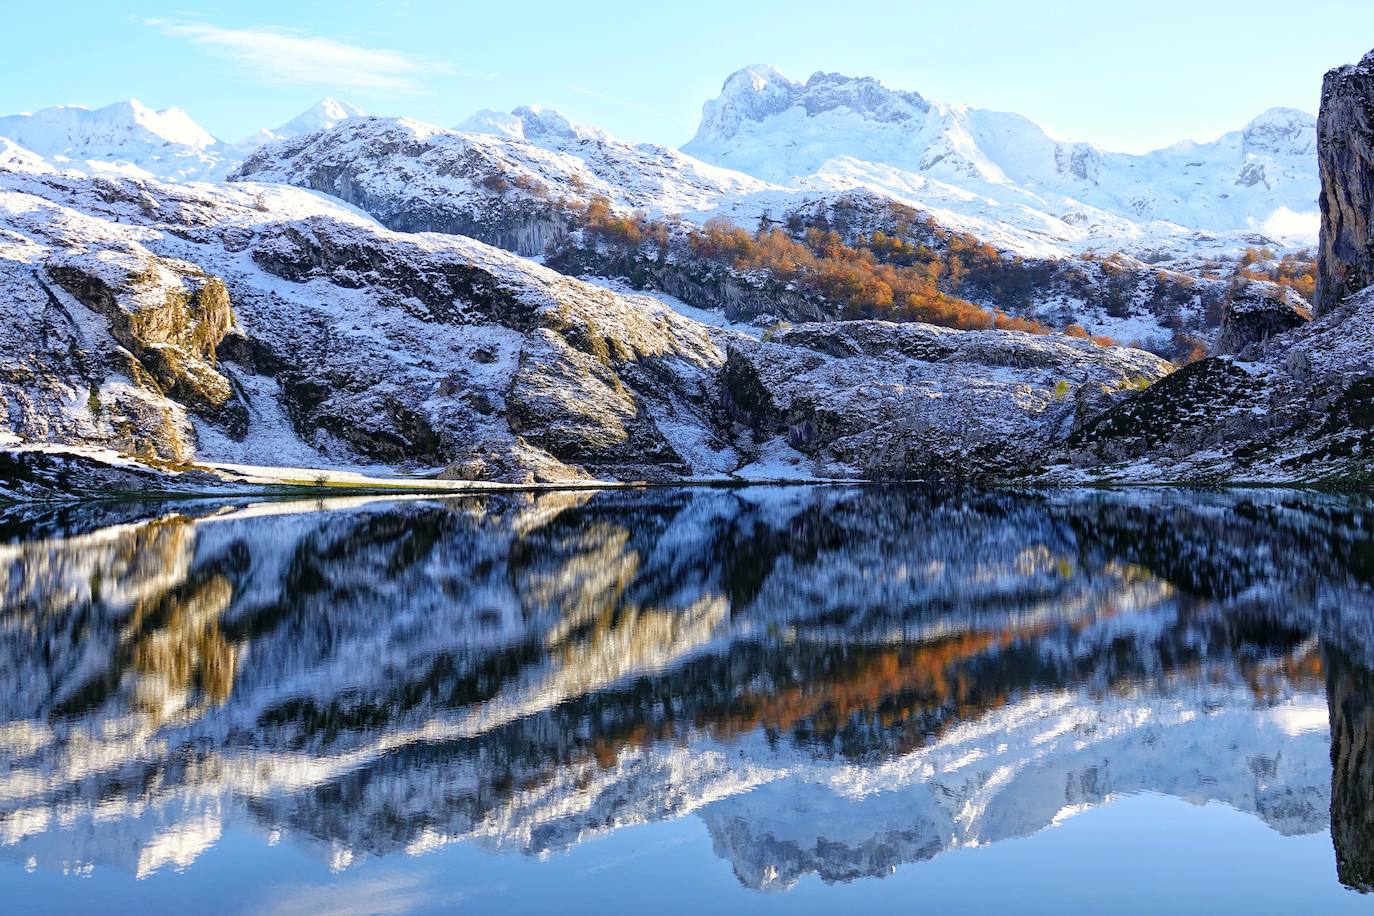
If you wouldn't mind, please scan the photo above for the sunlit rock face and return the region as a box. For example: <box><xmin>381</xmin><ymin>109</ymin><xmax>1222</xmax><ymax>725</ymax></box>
<box><xmin>0</xmin><ymin>487</ymin><xmax>1373</xmax><ymax>892</ymax></box>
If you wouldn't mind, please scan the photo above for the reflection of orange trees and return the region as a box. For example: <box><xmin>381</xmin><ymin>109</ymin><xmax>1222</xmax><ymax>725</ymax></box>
<box><xmin>579</xmin><ymin>597</ymin><xmax>1325</xmax><ymax>771</ymax></box>
<box><xmin>1240</xmin><ymin>641</ymin><xmax>1324</xmax><ymax>702</ymax></box>
<box><xmin>703</xmin><ymin>631</ymin><xmax>1009</xmax><ymax>745</ymax></box>
<box><xmin>587</xmin><ymin>630</ymin><xmax>1017</xmax><ymax>769</ymax></box>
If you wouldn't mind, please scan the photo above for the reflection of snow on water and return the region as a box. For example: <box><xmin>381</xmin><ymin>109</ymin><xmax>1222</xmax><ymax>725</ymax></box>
<box><xmin>0</xmin><ymin>485</ymin><xmax>1368</xmax><ymax>892</ymax></box>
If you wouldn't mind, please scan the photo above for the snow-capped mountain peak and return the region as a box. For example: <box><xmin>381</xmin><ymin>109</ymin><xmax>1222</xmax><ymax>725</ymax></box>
<box><xmin>0</xmin><ymin>95</ymin><xmax>374</xmax><ymax>183</ymax></box>
<box><xmin>273</xmin><ymin>97</ymin><xmax>366</xmax><ymax>138</ymax></box>
<box><xmin>237</xmin><ymin>98</ymin><xmax>366</xmax><ymax>148</ymax></box>
<box><xmin>690</xmin><ymin>64</ymin><xmax>799</xmax><ymax>147</ymax></box>
<box><xmin>0</xmin><ymin>99</ymin><xmax>218</xmax><ymax>155</ymax></box>
<box><xmin>1241</xmin><ymin>106</ymin><xmax>1317</xmax><ymax>156</ymax></box>
<box><xmin>687</xmin><ymin>65</ymin><xmax>935</xmax><ymax>151</ymax></box>
<box><xmin>457</xmin><ymin>104</ymin><xmax>608</xmax><ymax>144</ymax></box>
<box><xmin>0</xmin><ymin>99</ymin><xmax>225</xmax><ymax>180</ymax></box>
<box><xmin>683</xmin><ymin>64</ymin><xmax>1321</xmax><ymax>255</ymax></box>
<box><xmin>0</xmin><ymin>73</ymin><xmax>1322</xmax><ymax>260</ymax></box>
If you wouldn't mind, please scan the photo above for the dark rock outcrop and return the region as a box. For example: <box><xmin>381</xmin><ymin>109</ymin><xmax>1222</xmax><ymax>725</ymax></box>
<box><xmin>1211</xmin><ymin>280</ymin><xmax>1311</xmax><ymax>358</ymax></box>
<box><xmin>1317</xmin><ymin>49</ymin><xmax>1374</xmax><ymax>312</ymax></box>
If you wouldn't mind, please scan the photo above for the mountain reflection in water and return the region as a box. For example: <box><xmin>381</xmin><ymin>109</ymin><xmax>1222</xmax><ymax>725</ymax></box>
<box><xmin>2</xmin><ymin>486</ymin><xmax>1374</xmax><ymax>900</ymax></box>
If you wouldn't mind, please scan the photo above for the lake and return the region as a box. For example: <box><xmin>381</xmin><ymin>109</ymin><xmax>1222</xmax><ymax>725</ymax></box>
<box><xmin>2</xmin><ymin>485</ymin><xmax>1374</xmax><ymax>914</ymax></box>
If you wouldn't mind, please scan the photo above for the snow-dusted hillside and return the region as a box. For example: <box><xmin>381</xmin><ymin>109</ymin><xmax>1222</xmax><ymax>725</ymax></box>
<box><xmin>233</xmin><ymin>116</ymin><xmax>1264</xmax><ymax>355</ymax></box>
<box><xmin>0</xmin><ymin>147</ymin><xmax>1172</xmax><ymax>488</ymax></box>
<box><xmin>683</xmin><ymin>66</ymin><xmax>1319</xmax><ymax>258</ymax></box>
<box><xmin>235</xmin><ymin>112</ymin><xmax>785</xmax><ymax>240</ymax></box>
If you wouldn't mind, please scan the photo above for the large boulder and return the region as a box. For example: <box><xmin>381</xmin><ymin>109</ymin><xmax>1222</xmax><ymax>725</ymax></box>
<box><xmin>1317</xmin><ymin>48</ymin><xmax>1374</xmax><ymax>312</ymax></box>
<box><xmin>1211</xmin><ymin>279</ymin><xmax>1311</xmax><ymax>358</ymax></box>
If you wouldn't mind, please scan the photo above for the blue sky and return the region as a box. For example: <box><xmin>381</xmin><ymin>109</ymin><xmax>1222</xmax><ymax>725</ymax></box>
<box><xmin>6</xmin><ymin>1</ymin><xmax>1373</xmax><ymax>151</ymax></box>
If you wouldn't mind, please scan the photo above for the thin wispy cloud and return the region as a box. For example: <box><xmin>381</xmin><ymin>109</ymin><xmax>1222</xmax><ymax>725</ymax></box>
<box><xmin>566</xmin><ymin>85</ymin><xmax>691</xmax><ymax>126</ymax></box>
<box><xmin>146</xmin><ymin>19</ymin><xmax>451</xmax><ymax>93</ymax></box>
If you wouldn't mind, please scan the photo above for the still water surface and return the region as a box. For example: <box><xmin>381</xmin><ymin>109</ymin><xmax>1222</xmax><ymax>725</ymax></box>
<box><xmin>3</xmin><ymin>486</ymin><xmax>1374</xmax><ymax>913</ymax></box>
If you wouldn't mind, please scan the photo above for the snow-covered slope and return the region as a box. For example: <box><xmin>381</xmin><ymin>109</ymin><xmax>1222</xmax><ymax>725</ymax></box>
<box><xmin>683</xmin><ymin>66</ymin><xmax>1319</xmax><ymax>258</ymax></box>
<box><xmin>0</xmin><ymin>99</ymin><xmax>226</xmax><ymax>181</ymax></box>
<box><xmin>1050</xmin><ymin>282</ymin><xmax>1374</xmax><ymax>483</ymax></box>
<box><xmin>1</xmin><ymin>150</ymin><xmax>1170</xmax><ymax>486</ymax></box>
<box><xmin>235</xmin><ymin>113</ymin><xmax>784</xmax><ymax>236</ymax></box>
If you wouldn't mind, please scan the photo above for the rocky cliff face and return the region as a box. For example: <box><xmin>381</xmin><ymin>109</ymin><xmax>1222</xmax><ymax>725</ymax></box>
<box><xmin>1317</xmin><ymin>49</ymin><xmax>1374</xmax><ymax>312</ymax></box>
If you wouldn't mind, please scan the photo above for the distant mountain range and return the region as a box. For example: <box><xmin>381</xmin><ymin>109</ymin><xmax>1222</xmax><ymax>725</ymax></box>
<box><xmin>683</xmin><ymin>66</ymin><xmax>1318</xmax><ymax>255</ymax></box>
<box><xmin>0</xmin><ymin>66</ymin><xmax>1319</xmax><ymax>258</ymax></box>
<box><xmin>0</xmin><ymin>97</ymin><xmax>364</xmax><ymax>181</ymax></box>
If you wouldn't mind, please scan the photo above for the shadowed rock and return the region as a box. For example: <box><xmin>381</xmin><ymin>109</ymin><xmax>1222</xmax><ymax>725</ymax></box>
<box><xmin>1212</xmin><ymin>279</ymin><xmax>1311</xmax><ymax>358</ymax></box>
<box><xmin>1326</xmin><ymin>645</ymin><xmax>1374</xmax><ymax>892</ymax></box>
<box><xmin>1317</xmin><ymin>48</ymin><xmax>1374</xmax><ymax>312</ymax></box>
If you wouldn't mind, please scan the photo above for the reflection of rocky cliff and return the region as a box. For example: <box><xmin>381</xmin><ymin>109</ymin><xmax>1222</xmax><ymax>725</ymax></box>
<box><xmin>1327</xmin><ymin>645</ymin><xmax>1374</xmax><ymax>892</ymax></box>
<box><xmin>1</xmin><ymin>487</ymin><xmax>1373</xmax><ymax>890</ymax></box>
